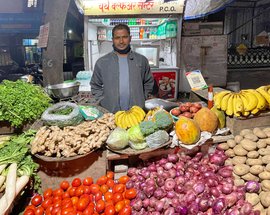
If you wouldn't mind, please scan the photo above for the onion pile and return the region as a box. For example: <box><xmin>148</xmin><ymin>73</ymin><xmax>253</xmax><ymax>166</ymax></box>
<box><xmin>127</xmin><ymin>149</ymin><xmax>260</xmax><ymax>215</ymax></box>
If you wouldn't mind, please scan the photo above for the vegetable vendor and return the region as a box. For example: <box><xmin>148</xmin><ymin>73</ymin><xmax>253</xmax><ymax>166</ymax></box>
<box><xmin>90</xmin><ymin>24</ymin><xmax>154</xmax><ymax>113</ymax></box>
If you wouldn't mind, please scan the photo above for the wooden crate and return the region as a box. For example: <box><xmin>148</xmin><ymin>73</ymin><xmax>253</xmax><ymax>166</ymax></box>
<box><xmin>226</xmin><ymin>112</ymin><xmax>270</xmax><ymax>135</ymax></box>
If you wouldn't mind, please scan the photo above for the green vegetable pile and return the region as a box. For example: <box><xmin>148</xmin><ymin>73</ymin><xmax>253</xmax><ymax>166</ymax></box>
<box><xmin>50</xmin><ymin>106</ymin><xmax>73</xmax><ymax>115</ymax></box>
<box><xmin>0</xmin><ymin>130</ymin><xmax>41</xmax><ymax>192</ymax></box>
<box><xmin>0</xmin><ymin>80</ymin><xmax>52</xmax><ymax>127</ymax></box>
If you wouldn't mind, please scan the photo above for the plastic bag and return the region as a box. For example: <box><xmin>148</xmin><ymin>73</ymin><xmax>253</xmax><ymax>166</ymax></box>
<box><xmin>106</xmin><ymin>127</ymin><xmax>129</xmax><ymax>150</ymax></box>
<box><xmin>41</xmin><ymin>102</ymin><xmax>83</xmax><ymax>128</ymax></box>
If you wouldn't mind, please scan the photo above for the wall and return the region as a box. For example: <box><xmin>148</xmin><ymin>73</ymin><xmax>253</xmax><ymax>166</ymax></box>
<box><xmin>0</xmin><ymin>0</ymin><xmax>24</xmax><ymax>13</ymax></box>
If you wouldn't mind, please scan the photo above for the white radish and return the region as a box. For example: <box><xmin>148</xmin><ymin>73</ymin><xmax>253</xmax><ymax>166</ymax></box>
<box><xmin>0</xmin><ymin>175</ymin><xmax>30</xmax><ymax>214</ymax></box>
<box><xmin>0</xmin><ymin>164</ymin><xmax>7</xmax><ymax>174</ymax></box>
<box><xmin>4</xmin><ymin>163</ymin><xmax>17</xmax><ymax>211</ymax></box>
<box><xmin>0</xmin><ymin>176</ymin><xmax>5</xmax><ymax>190</ymax></box>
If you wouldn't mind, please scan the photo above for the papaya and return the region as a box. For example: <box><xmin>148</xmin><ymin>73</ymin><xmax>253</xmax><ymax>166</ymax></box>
<box><xmin>193</xmin><ymin>107</ymin><xmax>219</xmax><ymax>133</ymax></box>
<box><xmin>175</xmin><ymin>116</ymin><xmax>201</xmax><ymax>145</ymax></box>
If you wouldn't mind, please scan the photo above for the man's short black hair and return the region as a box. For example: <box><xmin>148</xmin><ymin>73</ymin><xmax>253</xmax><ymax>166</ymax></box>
<box><xmin>112</xmin><ymin>24</ymin><xmax>130</xmax><ymax>38</ymax></box>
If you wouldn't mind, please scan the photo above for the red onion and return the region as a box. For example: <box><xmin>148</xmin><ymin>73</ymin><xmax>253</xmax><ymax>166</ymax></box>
<box><xmin>164</xmin><ymin>162</ymin><xmax>173</xmax><ymax>170</ymax></box>
<box><xmin>175</xmin><ymin>205</ymin><xmax>188</xmax><ymax>215</ymax></box>
<box><xmin>185</xmin><ymin>190</ymin><xmax>196</xmax><ymax>203</ymax></box>
<box><xmin>159</xmin><ymin>158</ymin><xmax>167</xmax><ymax>165</ymax></box>
<box><xmin>198</xmin><ymin>197</ymin><xmax>209</xmax><ymax>212</ymax></box>
<box><xmin>189</xmin><ymin>202</ymin><xmax>199</xmax><ymax>214</ymax></box>
<box><xmin>225</xmin><ymin>192</ymin><xmax>238</xmax><ymax>207</ymax></box>
<box><xmin>125</xmin><ymin>180</ymin><xmax>134</xmax><ymax>189</ymax></box>
<box><xmin>148</xmin><ymin>164</ymin><xmax>157</xmax><ymax>172</ymax></box>
<box><xmin>149</xmin><ymin>197</ymin><xmax>156</xmax><ymax>208</ymax></box>
<box><xmin>132</xmin><ymin>199</ymin><xmax>143</xmax><ymax>211</ymax></box>
<box><xmin>175</xmin><ymin>161</ymin><xmax>184</xmax><ymax>170</ymax></box>
<box><xmin>140</xmin><ymin>169</ymin><xmax>150</xmax><ymax>179</ymax></box>
<box><xmin>192</xmin><ymin>152</ymin><xmax>203</xmax><ymax>162</ymax></box>
<box><xmin>245</xmin><ymin>181</ymin><xmax>260</xmax><ymax>193</ymax></box>
<box><xmin>166</xmin><ymin>190</ymin><xmax>176</xmax><ymax>199</ymax></box>
<box><xmin>175</xmin><ymin>184</ymin><xmax>184</xmax><ymax>193</ymax></box>
<box><xmin>212</xmin><ymin>198</ymin><xmax>225</xmax><ymax>214</ymax></box>
<box><xmin>239</xmin><ymin>202</ymin><xmax>253</xmax><ymax>214</ymax></box>
<box><xmin>142</xmin><ymin>198</ymin><xmax>149</xmax><ymax>208</ymax></box>
<box><xmin>206</xmin><ymin>176</ymin><xmax>219</xmax><ymax>187</ymax></box>
<box><xmin>127</xmin><ymin>167</ymin><xmax>137</xmax><ymax>176</ymax></box>
<box><xmin>168</xmin><ymin>169</ymin><xmax>176</xmax><ymax>178</ymax></box>
<box><xmin>164</xmin><ymin>207</ymin><xmax>175</xmax><ymax>215</ymax></box>
<box><xmin>210</xmin><ymin>187</ymin><xmax>221</xmax><ymax>198</ymax></box>
<box><xmin>222</xmin><ymin>183</ymin><xmax>233</xmax><ymax>194</ymax></box>
<box><xmin>193</xmin><ymin>182</ymin><xmax>205</xmax><ymax>194</ymax></box>
<box><xmin>143</xmin><ymin>185</ymin><xmax>155</xmax><ymax>197</ymax></box>
<box><xmin>137</xmin><ymin>191</ymin><xmax>146</xmax><ymax>200</ymax></box>
<box><xmin>151</xmin><ymin>212</ymin><xmax>161</xmax><ymax>215</ymax></box>
<box><xmin>167</xmin><ymin>154</ymin><xmax>179</xmax><ymax>163</ymax></box>
<box><xmin>171</xmin><ymin>197</ymin><xmax>179</xmax><ymax>207</ymax></box>
<box><xmin>175</xmin><ymin>176</ymin><xmax>185</xmax><ymax>185</ymax></box>
<box><xmin>146</xmin><ymin>178</ymin><xmax>156</xmax><ymax>187</ymax></box>
<box><xmin>154</xmin><ymin>188</ymin><xmax>166</xmax><ymax>199</ymax></box>
<box><xmin>209</xmin><ymin>152</ymin><xmax>226</xmax><ymax>166</ymax></box>
<box><xmin>157</xmin><ymin>167</ymin><xmax>164</xmax><ymax>176</ymax></box>
<box><xmin>164</xmin><ymin>178</ymin><xmax>175</xmax><ymax>191</ymax></box>
<box><xmin>154</xmin><ymin>200</ymin><xmax>164</xmax><ymax>212</ymax></box>
<box><xmin>156</xmin><ymin>177</ymin><xmax>165</xmax><ymax>187</ymax></box>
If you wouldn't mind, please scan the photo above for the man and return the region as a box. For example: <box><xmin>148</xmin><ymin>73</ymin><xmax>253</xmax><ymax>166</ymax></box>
<box><xmin>90</xmin><ymin>24</ymin><xmax>154</xmax><ymax>113</ymax></box>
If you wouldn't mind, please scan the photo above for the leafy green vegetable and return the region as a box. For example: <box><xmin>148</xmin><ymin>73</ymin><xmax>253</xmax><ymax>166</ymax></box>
<box><xmin>153</xmin><ymin>111</ymin><xmax>174</xmax><ymax>130</ymax></box>
<box><xmin>139</xmin><ymin>121</ymin><xmax>158</xmax><ymax>136</ymax></box>
<box><xmin>127</xmin><ymin>125</ymin><xmax>145</xmax><ymax>143</ymax></box>
<box><xmin>106</xmin><ymin>127</ymin><xmax>129</xmax><ymax>150</ymax></box>
<box><xmin>50</xmin><ymin>107</ymin><xmax>73</xmax><ymax>115</ymax></box>
<box><xmin>0</xmin><ymin>80</ymin><xmax>52</xmax><ymax>127</ymax></box>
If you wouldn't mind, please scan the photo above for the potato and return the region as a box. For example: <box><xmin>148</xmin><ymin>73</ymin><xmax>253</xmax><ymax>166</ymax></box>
<box><xmin>265</xmin><ymin>138</ymin><xmax>270</xmax><ymax>145</ymax></box>
<box><xmin>247</xmin><ymin>151</ymin><xmax>259</xmax><ymax>159</ymax></box>
<box><xmin>241</xmin><ymin>173</ymin><xmax>259</xmax><ymax>181</ymax></box>
<box><xmin>233</xmin><ymin>164</ymin><xmax>250</xmax><ymax>176</ymax></box>
<box><xmin>261</xmin><ymin>180</ymin><xmax>270</xmax><ymax>192</ymax></box>
<box><xmin>218</xmin><ymin>142</ymin><xmax>230</xmax><ymax>150</ymax></box>
<box><xmin>244</xmin><ymin>133</ymin><xmax>259</xmax><ymax>142</ymax></box>
<box><xmin>240</xmin><ymin>139</ymin><xmax>257</xmax><ymax>151</ymax></box>
<box><xmin>263</xmin><ymin>127</ymin><xmax>270</xmax><ymax>133</ymax></box>
<box><xmin>250</xmin><ymin>165</ymin><xmax>264</xmax><ymax>175</ymax></box>
<box><xmin>233</xmin><ymin>145</ymin><xmax>248</xmax><ymax>156</ymax></box>
<box><xmin>263</xmin><ymin>128</ymin><xmax>270</xmax><ymax>138</ymax></box>
<box><xmin>267</xmin><ymin>207</ymin><xmax>270</xmax><ymax>215</ymax></box>
<box><xmin>259</xmin><ymin>191</ymin><xmax>270</xmax><ymax>207</ymax></box>
<box><xmin>225</xmin><ymin>149</ymin><xmax>235</xmax><ymax>157</ymax></box>
<box><xmin>232</xmin><ymin>156</ymin><xmax>247</xmax><ymax>165</ymax></box>
<box><xmin>246</xmin><ymin>158</ymin><xmax>263</xmax><ymax>166</ymax></box>
<box><xmin>225</xmin><ymin>159</ymin><xmax>233</xmax><ymax>166</ymax></box>
<box><xmin>234</xmin><ymin>135</ymin><xmax>243</xmax><ymax>144</ymax></box>
<box><xmin>240</xmin><ymin>129</ymin><xmax>252</xmax><ymax>136</ymax></box>
<box><xmin>262</xmin><ymin>155</ymin><xmax>270</xmax><ymax>165</ymax></box>
<box><xmin>234</xmin><ymin>178</ymin><xmax>245</xmax><ymax>186</ymax></box>
<box><xmin>257</xmin><ymin>139</ymin><xmax>267</xmax><ymax>149</ymax></box>
<box><xmin>227</xmin><ymin>139</ymin><xmax>236</xmax><ymax>148</ymax></box>
<box><xmin>253</xmin><ymin>127</ymin><xmax>267</xmax><ymax>139</ymax></box>
<box><xmin>265</xmin><ymin>163</ymin><xmax>270</xmax><ymax>172</ymax></box>
<box><xmin>259</xmin><ymin>171</ymin><xmax>270</xmax><ymax>180</ymax></box>
<box><xmin>245</xmin><ymin>193</ymin><xmax>260</xmax><ymax>206</ymax></box>
<box><xmin>253</xmin><ymin>202</ymin><xmax>264</xmax><ymax>212</ymax></box>
<box><xmin>259</xmin><ymin>148</ymin><xmax>270</xmax><ymax>156</ymax></box>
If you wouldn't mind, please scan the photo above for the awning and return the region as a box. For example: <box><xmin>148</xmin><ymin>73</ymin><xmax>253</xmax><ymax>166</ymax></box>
<box><xmin>184</xmin><ymin>0</ymin><xmax>235</xmax><ymax>20</ymax></box>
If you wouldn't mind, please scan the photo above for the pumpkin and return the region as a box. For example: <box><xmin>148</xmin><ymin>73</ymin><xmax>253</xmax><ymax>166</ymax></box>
<box><xmin>175</xmin><ymin>116</ymin><xmax>201</xmax><ymax>145</ymax></box>
<box><xmin>193</xmin><ymin>107</ymin><xmax>218</xmax><ymax>133</ymax></box>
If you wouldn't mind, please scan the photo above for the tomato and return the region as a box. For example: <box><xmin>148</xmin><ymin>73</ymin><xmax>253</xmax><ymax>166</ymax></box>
<box><xmin>61</xmin><ymin>207</ymin><xmax>75</xmax><ymax>215</ymax></box>
<box><xmin>83</xmin><ymin>177</ymin><xmax>93</xmax><ymax>186</ymax></box>
<box><xmin>42</xmin><ymin>197</ymin><xmax>53</xmax><ymax>209</ymax></box>
<box><xmin>45</xmin><ymin>205</ymin><xmax>54</xmax><ymax>214</ymax></box>
<box><xmin>36</xmin><ymin>206</ymin><xmax>45</xmax><ymax>215</ymax></box>
<box><xmin>71</xmin><ymin>196</ymin><xmax>79</xmax><ymax>206</ymax></box>
<box><xmin>82</xmin><ymin>205</ymin><xmax>94</xmax><ymax>215</ymax></box>
<box><xmin>76</xmin><ymin>212</ymin><xmax>83</xmax><ymax>215</ymax></box>
<box><xmin>118</xmin><ymin>176</ymin><xmax>129</xmax><ymax>185</ymax></box>
<box><xmin>112</xmin><ymin>192</ymin><xmax>123</xmax><ymax>203</ymax></box>
<box><xmin>104</xmin><ymin>205</ymin><xmax>115</xmax><ymax>215</ymax></box>
<box><xmin>62</xmin><ymin>198</ymin><xmax>73</xmax><ymax>209</ymax></box>
<box><xmin>60</xmin><ymin>180</ymin><xmax>70</xmax><ymax>191</ymax></box>
<box><xmin>89</xmin><ymin>184</ymin><xmax>100</xmax><ymax>194</ymax></box>
<box><xmin>75</xmin><ymin>185</ymin><xmax>85</xmax><ymax>197</ymax></box>
<box><xmin>114</xmin><ymin>200</ymin><xmax>125</xmax><ymax>212</ymax></box>
<box><xmin>95</xmin><ymin>199</ymin><xmax>105</xmax><ymax>213</ymax></box>
<box><xmin>72</xmin><ymin>178</ymin><xmax>81</xmax><ymax>187</ymax></box>
<box><xmin>123</xmin><ymin>199</ymin><xmax>130</xmax><ymax>206</ymax></box>
<box><xmin>106</xmin><ymin>179</ymin><xmax>114</xmax><ymax>188</ymax></box>
<box><xmin>53</xmin><ymin>188</ymin><xmax>64</xmax><ymax>197</ymax></box>
<box><xmin>53</xmin><ymin>196</ymin><xmax>62</xmax><ymax>203</ymax></box>
<box><xmin>80</xmin><ymin>186</ymin><xmax>89</xmax><ymax>195</ymax></box>
<box><xmin>100</xmin><ymin>184</ymin><xmax>109</xmax><ymax>194</ymax></box>
<box><xmin>68</xmin><ymin>187</ymin><xmax>77</xmax><ymax>197</ymax></box>
<box><xmin>53</xmin><ymin>200</ymin><xmax>62</xmax><ymax>208</ymax></box>
<box><xmin>44</xmin><ymin>188</ymin><xmax>53</xmax><ymax>199</ymax></box>
<box><xmin>23</xmin><ymin>209</ymin><xmax>35</xmax><ymax>215</ymax></box>
<box><xmin>118</xmin><ymin>205</ymin><xmax>131</xmax><ymax>215</ymax></box>
<box><xmin>94</xmin><ymin>191</ymin><xmax>103</xmax><ymax>202</ymax></box>
<box><xmin>76</xmin><ymin>196</ymin><xmax>90</xmax><ymax>211</ymax></box>
<box><xmin>124</xmin><ymin>188</ymin><xmax>137</xmax><ymax>199</ymax></box>
<box><xmin>105</xmin><ymin>200</ymin><xmax>114</xmax><ymax>207</ymax></box>
<box><xmin>96</xmin><ymin>176</ymin><xmax>107</xmax><ymax>186</ymax></box>
<box><xmin>106</xmin><ymin>171</ymin><xmax>114</xmax><ymax>180</ymax></box>
<box><xmin>112</xmin><ymin>184</ymin><xmax>125</xmax><ymax>194</ymax></box>
<box><xmin>51</xmin><ymin>207</ymin><xmax>61</xmax><ymax>215</ymax></box>
<box><xmin>104</xmin><ymin>192</ymin><xmax>113</xmax><ymax>202</ymax></box>
<box><xmin>25</xmin><ymin>205</ymin><xmax>36</xmax><ymax>211</ymax></box>
<box><xmin>62</xmin><ymin>191</ymin><xmax>70</xmax><ymax>199</ymax></box>
<box><xmin>31</xmin><ymin>194</ymin><xmax>43</xmax><ymax>206</ymax></box>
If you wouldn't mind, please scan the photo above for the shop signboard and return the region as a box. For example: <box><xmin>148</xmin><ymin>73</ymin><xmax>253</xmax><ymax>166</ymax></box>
<box><xmin>83</xmin><ymin>0</ymin><xmax>184</xmax><ymax>16</ymax></box>
<box><xmin>37</xmin><ymin>23</ymin><xmax>50</xmax><ymax>48</ymax></box>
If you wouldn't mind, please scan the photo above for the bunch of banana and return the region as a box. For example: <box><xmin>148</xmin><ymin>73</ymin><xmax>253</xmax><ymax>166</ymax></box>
<box><xmin>256</xmin><ymin>85</ymin><xmax>270</xmax><ymax>107</ymax></box>
<box><xmin>214</xmin><ymin>87</ymin><xmax>270</xmax><ymax>117</ymax></box>
<box><xmin>144</xmin><ymin>106</ymin><xmax>162</xmax><ymax>121</ymax></box>
<box><xmin>114</xmin><ymin>106</ymin><xmax>146</xmax><ymax>129</ymax></box>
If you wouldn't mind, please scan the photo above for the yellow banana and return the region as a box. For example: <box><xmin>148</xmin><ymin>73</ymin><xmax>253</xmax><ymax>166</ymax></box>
<box><xmin>220</xmin><ymin>93</ymin><xmax>233</xmax><ymax>111</ymax></box>
<box><xmin>233</xmin><ymin>94</ymin><xmax>241</xmax><ymax>117</ymax></box>
<box><xmin>213</xmin><ymin>90</ymin><xmax>231</xmax><ymax>109</ymax></box>
<box><xmin>251</xmin><ymin>108</ymin><xmax>260</xmax><ymax>115</ymax></box>
<box><xmin>117</xmin><ymin>112</ymin><xmax>126</xmax><ymax>129</ymax></box>
<box><xmin>257</xmin><ymin>86</ymin><xmax>270</xmax><ymax>105</ymax></box>
<box><xmin>130</xmin><ymin>112</ymin><xmax>140</xmax><ymax>126</ymax></box>
<box><xmin>127</xmin><ymin>112</ymin><xmax>138</xmax><ymax>127</ymax></box>
<box><xmin>114</xmin><ymin>110</ymin><xmax>125</xmax><ymax>126</ymax></box>
<box><xmin>240</xmin><ymin>90</ymin><xmax>258</xmax><ymax>111</ymax></box>
<box><xmin>247</xmin><ymin>89</ymin><xmax>267</xmax><ymax>110</ymax></box>
<box><xmin>235</xmin><ymin>93</ymin><xmax>244</xmax><ymax>114</ymax></box>
<box><xmin>131</xmin><ymin>106</ymin><xmax>145</xmax><ymax>121</ymax></box>
<box><xmin>225</xmin><ymin>94</ymin><xmax>234</xmax><ymax>116</ymax></box>
<box><xmin>242</xmin><ymin>111</ymin><xmax>250</xmax><ymax>117</ymax></box>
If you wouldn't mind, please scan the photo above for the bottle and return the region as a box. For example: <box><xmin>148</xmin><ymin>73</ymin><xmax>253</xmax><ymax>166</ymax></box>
<box><xmin>139</xmin><ymin>27</ymin><xmax>144</xmax><ymax>39</ymax></box>
<box><xmin>208</xmin><ymin>84</ymin><xmax>214</xmax><ymax>109</ymax></box>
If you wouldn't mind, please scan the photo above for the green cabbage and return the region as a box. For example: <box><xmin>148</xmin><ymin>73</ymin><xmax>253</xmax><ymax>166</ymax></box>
<box><xmin>106</xmin><ymin>127</ymin><xmax>129</xmax><ymax>150</ymax></box>
<box><xmin>127</xmin><ymin>125</ymin><xmax>145</xmax><ymax>143</ymax></box>
<box><xmin>129</xmin><ymin>141</ymin><xmax>148</xmax><ymax>150</ymax></box>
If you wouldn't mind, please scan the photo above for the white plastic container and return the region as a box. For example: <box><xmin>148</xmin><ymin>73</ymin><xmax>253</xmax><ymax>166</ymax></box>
<box><xmin>76</xmin><ymin>70</ymin><xmax>93</xmax><ymax>92</ymax></box>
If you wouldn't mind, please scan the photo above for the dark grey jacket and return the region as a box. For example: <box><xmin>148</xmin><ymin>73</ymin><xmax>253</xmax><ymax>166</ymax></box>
<box><xmin>90</xmin><ymin>50</ymin><xmax>154</xmax><ymax>113</ymax></box>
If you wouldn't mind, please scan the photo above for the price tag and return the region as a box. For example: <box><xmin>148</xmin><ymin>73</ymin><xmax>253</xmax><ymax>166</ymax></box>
<box><xmin>185</xmin><ymin>70</ymin><xmax>208</xmax><ymax>91</ymax></box>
